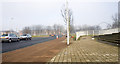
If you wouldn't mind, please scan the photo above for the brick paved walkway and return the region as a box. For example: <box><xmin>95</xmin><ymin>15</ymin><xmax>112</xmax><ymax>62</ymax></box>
<box><xmin>47</xmin><ymin>36</ymin><xmax>118</xmax><ymax>63</ymax></box>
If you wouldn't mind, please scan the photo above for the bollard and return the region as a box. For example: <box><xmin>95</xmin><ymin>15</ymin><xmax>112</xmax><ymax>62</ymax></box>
<box><xmin>56</xmin><ymin>35</ymin><xmax>58</xmax><ymax>39</ymax></box>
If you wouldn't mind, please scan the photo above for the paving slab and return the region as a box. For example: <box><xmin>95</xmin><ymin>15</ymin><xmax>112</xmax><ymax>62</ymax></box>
<box><xmin>47</xmin><ymin>36</ymin><xmax>118</xmax><ymax>64</ymax></box>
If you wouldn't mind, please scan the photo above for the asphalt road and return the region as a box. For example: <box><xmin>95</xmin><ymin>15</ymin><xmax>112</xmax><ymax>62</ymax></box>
<box><xmin>2</xmin><ymin>36</ymin><xmax>59</xmax><ymax>53</ymax></box>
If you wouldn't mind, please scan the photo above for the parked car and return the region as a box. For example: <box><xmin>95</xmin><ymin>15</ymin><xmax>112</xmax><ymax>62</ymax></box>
<box><xmin>20</xmin><ymin>34</ymin><xmax>32</xmax><ymax>40</ymax></box>
<box><xmin>0</xmin><ymin>33</ymin><xmax>20</xmax><ymax>43</ymax></box>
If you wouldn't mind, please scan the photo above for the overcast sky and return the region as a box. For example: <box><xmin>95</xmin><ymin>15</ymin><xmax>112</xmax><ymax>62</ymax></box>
<box><xmin>0</xmin><ymin>0</ymin><xmax>119</xmax><ymax>31</ymax></box>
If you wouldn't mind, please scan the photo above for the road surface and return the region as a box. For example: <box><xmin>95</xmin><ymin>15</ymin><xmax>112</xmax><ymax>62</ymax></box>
<box><xmin>2</xmin><ymin>36</ymin><xmax>59</xmax><ymax>53</ymax></box>
<box><xmin>2</xmin><ymin>36</ymin><xmax>66</xmax><ymax>63</ymax></box>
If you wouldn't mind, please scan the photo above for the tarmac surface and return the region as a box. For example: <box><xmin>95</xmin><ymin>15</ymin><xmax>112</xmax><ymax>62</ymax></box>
<box><xmin>2</xmin><ymin>36</ymin><xmax>58</xmax><ymax>53</ymax></box>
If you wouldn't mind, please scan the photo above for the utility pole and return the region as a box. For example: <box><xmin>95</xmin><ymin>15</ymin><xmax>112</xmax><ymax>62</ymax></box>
<box><xmin>66</xmin><ymin>0</ymin><xmax>69</xmax><ymax>45</ymax></box>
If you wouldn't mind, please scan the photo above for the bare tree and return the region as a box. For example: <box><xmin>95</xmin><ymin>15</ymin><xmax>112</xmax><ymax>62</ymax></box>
<box><xmin>35</xmin><ymin>25</ymin><xmax>42</xmax><ymax>35</ymax></box>
<box><xmin>95</xmin><ymin>25</ymin><xmax>101</xmax><ymax>30</ymax></box>
<box><xmin>61</xmin><ymin>8</ymin><xmax>73</xmax><ymax>25</ymax></box>
<box><xmin>46</xmin><ymin>26</ymin><xmax>52</xmax><ymax>35</ymax></box>
<box><xmin>112</xmin><ymin>13</ymin><xmax>120</xmax><ymax>28</ymax></box>
<box><xmin>53</xmin><ymin>24</ymin><xmax>58</xmax><ymax>34</ymax></box>
<box><xmin>22</xmin><ymin>27</ymin><xmax>31</xmax><ymax>34</ymax></box>
<box><xmin>53</xmin><ymin>24</ymin><xmax>65</xmax><ymax>35</ymax></box>
<box><xmin>60</xmin><ymin>25</ymin><xmax>65</xmax><ymax>33</ymax></box>
<box><xmin>22</xmin><ymin>24</ymin><xmax>65</xmax><ymax>36</ymax></box>
<box><xmin>61</xmin><ymin>5</ymin><xmax>74</xmax><ymax>34</ymax></box>
<box><xmin>75</xmin><ymin>25</ymin><xmax>101</xmax><ymax>31</ymax></box>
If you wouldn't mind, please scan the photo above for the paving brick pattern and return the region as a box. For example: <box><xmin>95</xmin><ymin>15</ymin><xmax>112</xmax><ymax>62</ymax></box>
<box><xmin>47</xmin><ymin>36</ymin><xmax>118</xmax><ymax>63</ymax></box>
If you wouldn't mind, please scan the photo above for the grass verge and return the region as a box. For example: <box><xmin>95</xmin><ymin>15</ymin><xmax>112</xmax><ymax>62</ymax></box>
<box><xmin>32</xmin><ymin>35</ymin><xmax>49</xmax><ymax>37</ymax></box>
